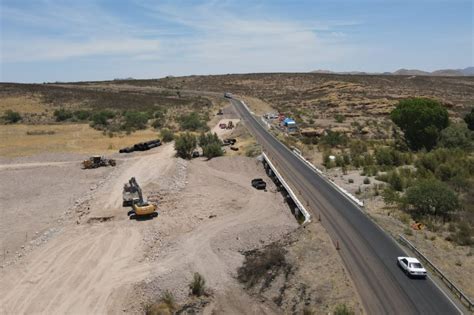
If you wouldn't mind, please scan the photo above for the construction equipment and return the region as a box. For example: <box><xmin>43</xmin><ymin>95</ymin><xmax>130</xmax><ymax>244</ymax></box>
<box><xmin>122</xmin><ymin>177</ymin><xmax>157</xmax><ymax>218</ymax></box>
<box><xmin>82</xmin><ymin>155</ymin><xmax>116</xmax><ymax>169</ymax></box>
<box><xmin>226</xmin><ymin>121</ymin><xmax>234</xmax><ymax>129</ymax></box>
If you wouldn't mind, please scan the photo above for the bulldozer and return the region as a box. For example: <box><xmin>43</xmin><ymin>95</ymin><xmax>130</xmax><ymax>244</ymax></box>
<box><xmin>123</xmin><ymin>177</ymin><xmax>157</xmax><ymax>219</ymax></box>
<box><xmin>82</xmin><ymin>155</ymin><xmax>116</xmax><ymax>169</ymax></box>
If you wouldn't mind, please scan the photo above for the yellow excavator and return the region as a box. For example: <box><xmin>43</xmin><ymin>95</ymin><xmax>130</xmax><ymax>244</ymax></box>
<box><xmin>123</xmin><ymin>177</ymin><xmax>157</xmax><ymax>219</ymax></box>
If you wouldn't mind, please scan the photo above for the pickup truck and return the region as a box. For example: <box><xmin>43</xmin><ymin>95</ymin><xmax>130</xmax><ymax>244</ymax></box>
<box><xmin>251</xmin><ymin>178</ymin><xmax>267</xmax><ymax>190</ymax></box>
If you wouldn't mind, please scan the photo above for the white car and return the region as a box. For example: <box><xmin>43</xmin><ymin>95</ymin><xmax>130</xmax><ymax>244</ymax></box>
<box><xmin>397</xmin><ymin>256</ymin><xmax>427</xmax><ymax>278</ymax></box>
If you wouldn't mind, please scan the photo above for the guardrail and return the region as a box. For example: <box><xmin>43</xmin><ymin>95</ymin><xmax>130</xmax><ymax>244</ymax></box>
<box><xmin>262</xmin><ymin>152</ymin><xmax>311</xmax><ymax>224</ymax></box>
<box><xmin>291</xmin><ymin>149</ymin><xmax>365</xmax><ymax>208</ymax></box>
<box><xmin>398</xmin><ymin>235</ymin><xmax>473</xmax><ymax>311</ymax></box>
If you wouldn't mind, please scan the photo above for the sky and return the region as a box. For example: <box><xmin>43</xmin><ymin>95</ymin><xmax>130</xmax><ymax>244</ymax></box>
<box><xmin>0</xmin><ymin>0</ymin><xmax>472</xmax><ymax>83</ymax></box>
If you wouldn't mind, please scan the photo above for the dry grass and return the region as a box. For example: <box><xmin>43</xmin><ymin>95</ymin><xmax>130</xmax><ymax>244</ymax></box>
<box><xmin>0</xmin><ymin>123</ymin><xmax>158</xmax><ymax>157</ymax></box>
<box><xmin>0</xmin><ymin>95</ymin><xmax>48</xmax><ymax>114</ymax></box>
<box><xmin>238</xmin><ymin>95</ymin><xmax>276</xmax><ymax>116</ymax></box>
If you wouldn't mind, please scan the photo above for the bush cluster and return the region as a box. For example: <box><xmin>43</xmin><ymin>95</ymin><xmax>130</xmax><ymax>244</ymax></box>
<box><xmin>178</xmin><ymin>112</ymin><xmax>208</xmax><ymax>131</ymax></box>
<box><xmin>2</xmin><ymin>110</ymin><xmax>22</xmax><ymax>123</ymax></box>
<box><xmin>199</xmin><ymin>132</ymin><xmax>224</xmax><ymax>158</ymax></box>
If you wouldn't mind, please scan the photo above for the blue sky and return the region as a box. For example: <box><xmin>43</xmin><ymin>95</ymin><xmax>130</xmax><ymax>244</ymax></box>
<box><xmin>0</xmin><ymin>0</ymin><xmax>472</xmax><ymax>82</ymax></box>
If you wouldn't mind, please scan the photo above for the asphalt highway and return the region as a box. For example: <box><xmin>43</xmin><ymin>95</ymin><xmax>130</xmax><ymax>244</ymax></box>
<box><xmin>230</xmin><ymin>98</ymin><xmax>461</xmax><ymax>315</ymax></box>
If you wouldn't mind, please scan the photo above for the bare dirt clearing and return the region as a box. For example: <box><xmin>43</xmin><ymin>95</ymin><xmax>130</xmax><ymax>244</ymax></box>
<box><xmin>1</xmin><ymin>140</ymin><xmax>359</xmax><ymax>314</ymax></box>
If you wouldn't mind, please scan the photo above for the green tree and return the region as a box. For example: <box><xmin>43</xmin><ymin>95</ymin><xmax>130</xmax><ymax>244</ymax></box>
<box><xmin>160</xmin><ymin>128</ymin><xmax>174</xmax><ymax>142</ymax></box>
<box><xmin>405</xmin><ymin>179</ymin><xmax>459</xmax><ymax>220</ymax></box>
<box><xmin>174</xmin><ymin>132</ymin><xmax>197</xmax><ymax>159</ymax></box>
<box><xmin>2</xmin><ymin>110</ymin><xmax>22</xmax><ymax>123</ymax></box>
<box><xmin>390</xmin><ymin>98</ymin><xmax>449</xmax><ymax>151</ymax></box>
<box><xmin>122</xmin><ymin>111</ymin><xmax>149</xmax><ymax>130</ymax></box>
<box><xmin>464</xmin><ymin>108</ymin><xmax>474</xmax><ymax>131</ymax></box>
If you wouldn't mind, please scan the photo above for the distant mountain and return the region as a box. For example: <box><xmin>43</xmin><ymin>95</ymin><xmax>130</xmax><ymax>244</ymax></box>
<box><xmin>460</xmin><ymin>67</ymin><xmax>474</xmax><ymax>76</ymax></box>
<box><xmin>311</xmin><ymin>67</ymin><xmax>473</xmax><ymax>76</ymax></box>
<box><xmin>393</xmin><ymin>69</ymin><xmax>431</xmax><ymax>76</ymax></box>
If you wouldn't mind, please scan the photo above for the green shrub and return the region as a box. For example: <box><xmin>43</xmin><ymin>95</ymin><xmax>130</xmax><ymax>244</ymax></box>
<box><xmin>203</xmin><ymin>142</ymin><xmax>224</xmax><ymax>158</ymax></box>
<box><xmin>388</xmin><ymin>171</ymin><xmax>403</xmax><ymax>191</ymax></box>
<box><xmin>334</xmin><ymin>304</ymin><xmax>354</xmax><ymax>315</ymax></box>
<box><xmin>90</xmin><ymin>110</ymin><xmax>115</xmax><ymax>127</ymax></box>
<box><xmin>320</xmin><ymin>131</ymin><xmax>348</xmax><ymax>147</ymax></box>
<box><xmin>364</xmin><ymin>177</ymin><xmax>371</xmax><ymax>184</ymax></box>
<box><xmin>348</xmin><ymin>178</ymin><xmax>354</xmax><ymax>184</ymax></box>
<box><xmin>245</xmin><ymin>144</ymin><xmax>262</xmax><ymax>157</ymax></box>
<box><xmin>453</xmin><ymin>222</ymin><xmax>473</xmax><ymax>246</ymax></box>
<box><xmin>405</xmin><ymin>180</ymin><xmax>459</xmax><ymax>220</ymax></box>
<box><xmin>151</xmin><ymin>119</ymin><xmax>162</xmax><ymax>129</ymax></box>
<box><xmin>335</xmin><ymin>154</ymin><xmax>345</xmax><ymax>167</ymax></box>
<box><xmin>174</xmin><ymin>132</ymin><xmax>197</xmax><ymax>159</ymax></box>
<box><xmin>334</xmin><ymin>114</ymin><xmax>345</xmax><ymax>123</ymax></box>
<box><xmin>435</xmin><ymin>163</ymin><xmax>458</xmax><ymax>181</ymax></box>
<box><xmin>161</xmin><ymin>290</ymin><xmax>176</xmax><ymax>310</ymax></box>
<box><xmin>179</xmin><ymin>112</ymin><xmax>208</xmax><ymax>131</ymax></box>
<box><xmin>2</xmin><ymin>110</ymin><xmax>22</xmax><ymax>123</ymax></box>
<box><xmin>391</xmin><ymin>98</ymin><xmax>449</xmax><ymax>151</ymax></box>
<box><xmin>382</xmin><ymin>187</ymin><xmax>400</xmax><ymax>205</ymax></box>
<box><xmin>189</xmin><ymin>272</ymin><xmax>206</xmax><ymax>296</ymax></box>
<box><xmin>349</xmin><ymin>140</ymin><xmax>367</xmax><ymax>158</ymax></box>
<box><xmin>53</xmin><ymin>108</ymin><xmax>73</xmax><ymax>121</ymax></box>
<box><xmin>73</xmin><ymin>110</ymin><xmax>90</xmax><ymax>121</ymax></box>
<box><xmin>438</xmin><ymin>123</ymin><xmax>473</xmax><ymax>150</ymax></box>
<box><xmin>464</xmin><ymin>108</ymin><xmax>474</xmax><ymax>131</ymax></box>
<box><xmin>160</xmin><ymin>128</ymin><xmax>174</xmax><ymax>142</ymax></box>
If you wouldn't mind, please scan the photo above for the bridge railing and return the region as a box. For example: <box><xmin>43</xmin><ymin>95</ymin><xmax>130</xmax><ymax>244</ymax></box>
<box><xmin>398</xmin><ymin>235</ymin><xmax>473</xmax><ymax>311</ymax></box>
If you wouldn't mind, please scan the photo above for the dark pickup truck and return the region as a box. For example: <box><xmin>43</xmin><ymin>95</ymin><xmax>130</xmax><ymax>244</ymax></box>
<box><xmin>251</xmin><ymin>178</ymin><xmax>267</xmax><ymax>190</ymax></box>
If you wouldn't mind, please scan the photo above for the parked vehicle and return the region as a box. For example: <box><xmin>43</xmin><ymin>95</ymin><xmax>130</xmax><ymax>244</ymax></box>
<box><xmin>224</xmin><ymin>92</ymin><xmax>233</xmax><ymax>99</ymax></box>
<box><xmin>223</xmin><ymin>138</ymin><xmax>237</xmax><ymax>145</ymax></box>
<box><xmin>251</xmin><ymin>178</ymin><xmax>267</xmax><ymax>190</ymax></box>
<box><xmin>397</xmin><ymin>257</ymin><xmax>427</xmax><ymax>278</ymax></box>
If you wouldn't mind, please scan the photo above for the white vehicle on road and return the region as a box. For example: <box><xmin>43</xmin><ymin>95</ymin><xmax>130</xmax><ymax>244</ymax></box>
<box><xmin>397</xmin><ymin>257</ymin><xmax>427</xmax><ymax>278</ymax></box>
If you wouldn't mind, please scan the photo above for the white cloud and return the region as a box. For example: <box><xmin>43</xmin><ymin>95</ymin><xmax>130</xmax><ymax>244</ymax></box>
<box><xmin>2</xmin><ymin>38</ymin><xmax>159</xmax><ymax>62</ymax></box>
<box><xmin>138</xmin><ymin>1</ymin><xmax>359</xmax><ymax>73</ymax></box>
